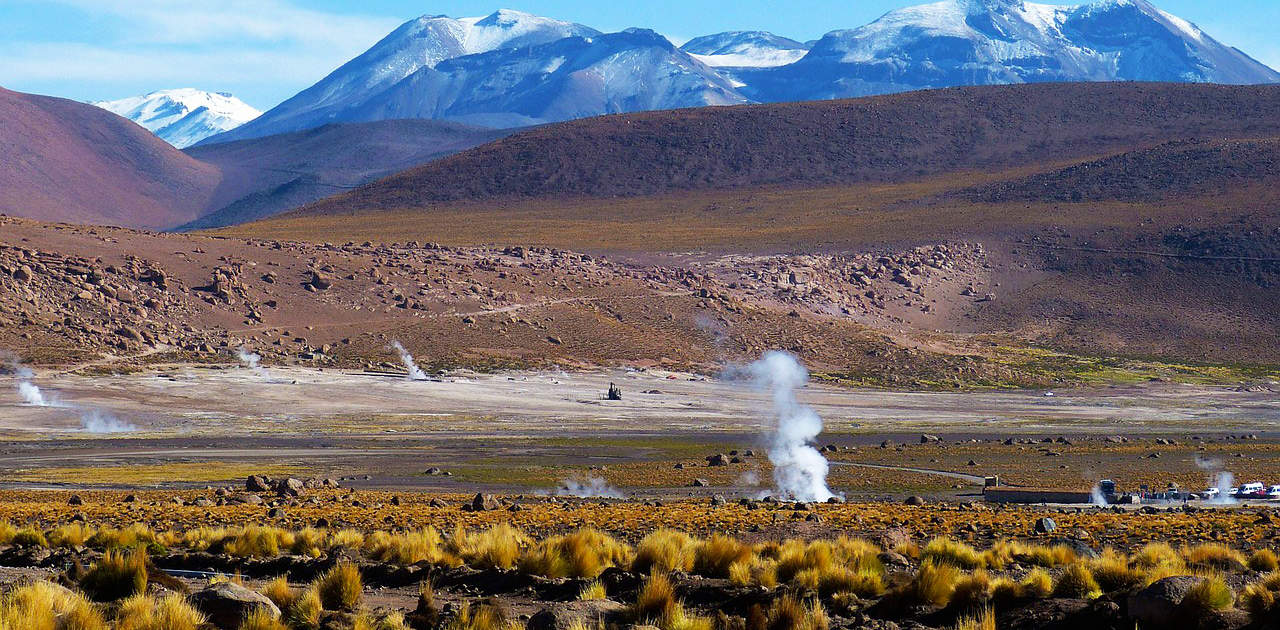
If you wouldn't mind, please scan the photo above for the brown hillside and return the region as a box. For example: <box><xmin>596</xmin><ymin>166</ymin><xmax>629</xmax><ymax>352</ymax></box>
<box><xmin>0</xmin><ymin>87</ymin><xmax>219</xmax><ymax>229</ymax></box>
<box><xmin>291</xmin><ymin>82</ymin><xmax>1280</xmax><ymax>216</ymax></box>
<box><xmin>226</xmin><ymin>83</ymin><xmax>1280</xmax><ymax>366</ymax></box>
<box><xmin>181</xmin><ymin>119</ymin><xmax>513</xmax><ymax>229</ymax></box>
<box><xmin>964</xmin><ymin>138</ymin><xmax>1280</xmax><ymax>204</ymax></box>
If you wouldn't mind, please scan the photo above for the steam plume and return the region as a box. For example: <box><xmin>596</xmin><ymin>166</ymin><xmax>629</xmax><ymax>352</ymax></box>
<box><xmin>554</xmin><ymin>475</ymin><xmax>623</xmax><ymax>499</ymax></box>
<box><xmin>1090</xmin><ymin>484</ymin><xmax>1107</xmax><ymax>506</ymax></box>
<box><xmin>80</xmin><ymin>409</ymin><xmax>136</xmax><ymax>434</ymax></box>
<box><xmin>236</xmin><ymin>346</ymin><xmax>261</xmax><ymax>371</ymax></box>
<box><xmin>1196</xmin><ymin>455</ymin><xmax>1236</xmax><ymax>504</ymax></box>
<box><xmin>390</xmin><ymin>341</ymin><xmax>427</xmax><ymax>381</ymax></box>
<box><xmin>747</xmin><ymin>351</ymin><xmax>835</xmax><ymax>502</ymax></box>
<box><xmin>15</xmin><ymin>366</ymin><xmax>48</xmax><ymax>406</ymax></box>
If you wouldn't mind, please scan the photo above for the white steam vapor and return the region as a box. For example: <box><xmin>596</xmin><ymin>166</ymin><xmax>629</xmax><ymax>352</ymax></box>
<box><xmin>390</xmin><ymin>341</ymin><xmax>427</xmax><ymax>381</ymax></box>
<box><xmin>747</xmin><ymin>351</ymin><xmax>835</xmax><ymax>502</ymax></box>
<box><xmin>236</xmin><ymin>346</ymin><xmax>261</xmax><ymax>371</ymax></box>
<box><xmin>8</xmin><ymin>358</ymin><xmax>134</xmax><ymax>432</ymax></box>
<box><xmin>79</xmin><ymin>409</ymin><xmax>136</xmax><ymax>434</ymax></box>
<box><xmin>1090</xmin><ymin>484</ymin><xmax>1108</xmax><ymax>506</ymax></box>
<box><xmin>554</xmin><ymin>475</ymin><xmax>623</xmax><ymax>499</ymax></box>
<box><xmin>1196</xmin><ymin>455</ymin><xmax>1236</xmax><ymax>505</ymax></box>
<box><xmin>15</xmin><ymin>367</ymin><xmax>49</xmax><ymax>406</ymax></box>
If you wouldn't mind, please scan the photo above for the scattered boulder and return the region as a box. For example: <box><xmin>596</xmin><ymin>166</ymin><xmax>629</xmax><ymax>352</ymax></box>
<box><xmin>190</xmin><ymin>581</ymin><xmax>281</xmax><ymax>630</ymax></box>
<box><xmin>1034</xmin><ymin>517</ymin><xmax>1057</xmax><ymax>534</ymax></box>
<box><xmin>67</xmin><ymin>495</ymin><xmax>83</xmax><ymax>506</ymax></box>
<box><xmin>307</xmin><ymin>270</ymin><xmax>333</xmax><ymax>291</ymax></box>
<box><xmin>691</xmin><ymin>479</ymin><xmax>709</xmax><ymax>488</ymax></box>
<box><xmin>527</xmin><ymin>601</ymin><xmax>627</xmax><ymax>630</ymax></box>
<box><xmin>920</xmin><ymin>434</ymin><xmax>941</xmax><ymax>444</ymax></box>
<box><xmin>1128</xmin><ymin>576</ymin><xmax>1201</xmax><ymax>628</ymax></box>
<box><xmin>904</xmin><ymin>496</ymin><xmax>925</xmax><ymax>506</ymax></box>
<box><xmin>275</xmin><ymin>478</ymin><xmax>305</xmax><ymax>497</ymax></box>
<box><xmin>705</xmin><ymin>454</ymin><xmax>729</xmax><ymax>467</ymax></box>
<box><xmin>470</xmin><ymin>493</ymin><xmax>501</xmax><ymax>511</ymax></box>
<box><xmin>245</xmin><ymin>476</ymin><xmax>271</xmax><ymax>492</ymax></box>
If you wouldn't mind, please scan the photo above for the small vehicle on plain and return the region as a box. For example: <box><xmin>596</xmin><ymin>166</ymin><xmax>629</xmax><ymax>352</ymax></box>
<box><xmin>1236</xmin><ymin>482</ymin><xmax>1266</xmax><ymax>498</ymax></box>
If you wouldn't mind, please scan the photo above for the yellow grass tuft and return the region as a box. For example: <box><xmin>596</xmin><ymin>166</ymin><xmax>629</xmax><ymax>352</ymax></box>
<box><xmin>1185</xmin><ymin>543</ymin><xmax>1247</xmax><ymax>572</ymax></box>
<box><xmin>315</xmin><ymin>561</ymin><xmax>362</xmax><ymax>611</ymax></box>
<box><xmin>633</xmin><ymin>529</ymin><xmax>697</xmax><ymax>574</ymax></box>
<box><xmin>692</xmin><ymin>534</ymin><xmax>753</xmax><ymax>578</ymax></box>
<box><xmin>519</xmin><ymin>528</ymin><xmax>632</xmax><ymax>579</ymax></box>
<box><xmin>153</xmin><ymin>593</ymin><xmax>206</xmax><ymax>630</ymax></box>
<box><xmin>261</xmin><ymin>576</ymin><xmax>296</xmax><ymax>610</ymax></box>
<box><xmin>1182</xmin><ymin>575</ymin><xmax>1235</xmax><ymax>616</ymax></box>
<box><xmin>950</xmin><ymin>569</ymin><xmax>994</xmax><ymax>612</ymax></box>
<box><xmin>446</xmin><ymin>600</ymin><xmax>510</xmax><ymax>630</ymax></box>
<box><xmin>921</xmin><ymin>538</ymin><xmax>985</xmax><ymax>570</ymax></box>
<box><xmin>239</xmin><ymin>607</ymin><xmax>288</xmax><ymax>630</ymax></box>
<box><xmin>452</xmin><ymin>523</ymin><xmax>529</xmax><ymax>570</ymax></box>
<box><xmin>0</xmin><ymin>581</ymin><xmax>107</xmax><ymax>630</ymax></box>
<box><xmin>1250</xmin><ymin>549</ymin><xmax>1280</xmax><ymax>573</ymax></box>
<box><xmin>952</xmin><ymin>607</ymin><xmax>996</xmax><ymax>630</ymax></box>
<box><xmin>578</xmin><ymin>581</ymin><xmax>607</xmax><ymax>601</ymax></box>
<box><xmin>1052</xmin><ymin>563</ymin><xmax>1100</xmax><ymax>599</ymax></box>
<box><xmin>632</xmin><ymin>572</ymin><xmax>678</xmax><ymax>624</ymax></box>
<box><xmin>763</xmin><ymin>595</ymin><xmax>828</xmax><ymax>630</ymax></box>
<box><xmin>1019</xmin><ymin>569</ymin><xmax>1053</xmax><ymax>600</ymax></box>
<box><xmin>288</xmin><ymin>586</ymin><xmax>323</xmax><ymax>629</ymax></box>
<box><xmin>902</xmin><ymin>561</ymin><xmax>961</xmax><ymax>607</ymax></box>
<box><xmin>80</xmin><ymin>549</ymin><xmax>148</xmax><ymax>601</ymax></box>
<box><xmin>1089</xmin><ymin>549</ymin><xmax>1144</xmax><ymax>593</ymax></box>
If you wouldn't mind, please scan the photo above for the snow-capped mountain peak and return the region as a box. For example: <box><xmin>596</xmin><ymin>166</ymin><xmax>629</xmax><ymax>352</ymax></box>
<box><xmin>681</xmin><ymin>31</ymin><xmax>811</xmax><ymax>68</ymax></box>
<box><xmin>198</xmin><ymin>1</ymin><xmax>1280</xmax><ymax>145</ymax></box>
<box><xmin>93</xmin><ymin>89</ymin><xmax>260</xmax><ymax>148</ymax></box>
<box><xmin>741</xmin><ymin>0</ymin><xmax>1280</xmax><ymax>102</ymax></box>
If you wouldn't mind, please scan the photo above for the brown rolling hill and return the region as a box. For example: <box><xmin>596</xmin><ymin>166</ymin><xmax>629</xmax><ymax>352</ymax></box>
<box><xmin>0</xmin><ymin>86</ymin><xmax>220</xmax><ymax>229</ymax></box>
<box><xmin>0</xmin><ymin>86</ymin><xmax>511</xmax><ymax>230</ymax></box>
<box><xmin>180</xmin><ymin>119</ymin><xmax>513</xmax><ymax>229</ymax></box>
<box><xmin>286</xmin><ymin>82</ymin><xmax>1280</xmax><ymax>217</ymax></box>
<box><xmin>963</xmin><ymin>138</ymin><xmax>1280</xmax><ymax>204</ymax></box>
<box><xmin>224</xmin><ymin>83</ymin><xmax>1280</xmax><ymax>367</ymax></box>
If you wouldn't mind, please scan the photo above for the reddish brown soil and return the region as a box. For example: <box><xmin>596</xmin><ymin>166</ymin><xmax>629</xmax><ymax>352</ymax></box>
<box><xmin>0</xmin><ymin>87</ymin><xmax>220</xmax><ymax>229</ymax></box>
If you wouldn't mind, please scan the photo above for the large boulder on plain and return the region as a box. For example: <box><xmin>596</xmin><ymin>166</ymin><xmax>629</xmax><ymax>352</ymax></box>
<box><xmin>191</xmin><ymin>581</ymin><xmax>280</xmax><ymax>630</ymax></box>
<box><xmin>527</xmin><ymin>600</ymin><xmax>627</xmax><ymax>630</ymax></box>
<box><xmin>470</xmin><ymin>493</ymin><xmax>501</xmax><ymax>511</ymax></box>
<box><xmin>1128</xmin><ymin>576</ymin><xmax>1201</xmax><ymax>628</ymax></box>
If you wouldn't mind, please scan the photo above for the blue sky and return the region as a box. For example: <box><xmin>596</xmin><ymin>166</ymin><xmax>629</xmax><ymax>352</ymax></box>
<box><xmin>2</xmin><ymin>0</ymin><xmax>1277</xmax><ymax>110</ymax></box>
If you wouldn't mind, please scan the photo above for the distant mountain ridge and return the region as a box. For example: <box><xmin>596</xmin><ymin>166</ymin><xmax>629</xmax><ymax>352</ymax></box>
<box><xmin>200</xmin><ymin>1</ymin><xmax>1280</xmax><ymax>144</ymax></box>
<box><xmin>94</xmin><ymin>88</ymin><xmax>260</xmax><ymax>148</ymax></box>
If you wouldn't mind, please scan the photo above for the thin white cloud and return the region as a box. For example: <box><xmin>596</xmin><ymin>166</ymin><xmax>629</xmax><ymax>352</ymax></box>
<box><xmin>3</xmin><ymin>0</ymin><xmax>404</xmax><ymax>106</ymax></box>
<box><xmin>43</xmin><ymin>0</ymin><xmax>401</xmax><ymax>48</ymax></box>
<box><xmin>0</xmin><ymin>42</ymin><xmax>358</xmax><ymax>86</ymax></box>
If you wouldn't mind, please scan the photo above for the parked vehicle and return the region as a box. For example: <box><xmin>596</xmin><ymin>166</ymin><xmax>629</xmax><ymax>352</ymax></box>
<box><xmin>1236</xmin><ymin>482</ymin><xmax>1266</xmax><ymax>498</ymax></box>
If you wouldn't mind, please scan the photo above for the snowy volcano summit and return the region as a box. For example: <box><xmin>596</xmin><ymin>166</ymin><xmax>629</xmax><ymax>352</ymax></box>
<box><xmin>197</xmin><ymin>1</ymin><xmax>1278</xmax><ymax>145</ymax></box>
<box><xmin>740</xmin><ymin>0</ymin><xmax>1280</xmax><ymax>101</ymax></box>
<box><xmin>94</xmin><ymin>89</ymin><xmax>260</xmax><ymax>148</ymax></box>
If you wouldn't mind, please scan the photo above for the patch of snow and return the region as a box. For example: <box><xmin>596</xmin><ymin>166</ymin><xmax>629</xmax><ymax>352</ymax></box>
<box><xmin>93</xmin><ymin>88</ymin><xmax>260</xmax><ymax>148</ymax></box>
<box><xmin>1158</xmin><ymin>9</ymin><xmax>1204</xmax><ymax>43</ymax></box>
<box><xmin>691</xmin><ymin>48</ymin><xmax>808</xmax><ymax>68</ymax></box>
